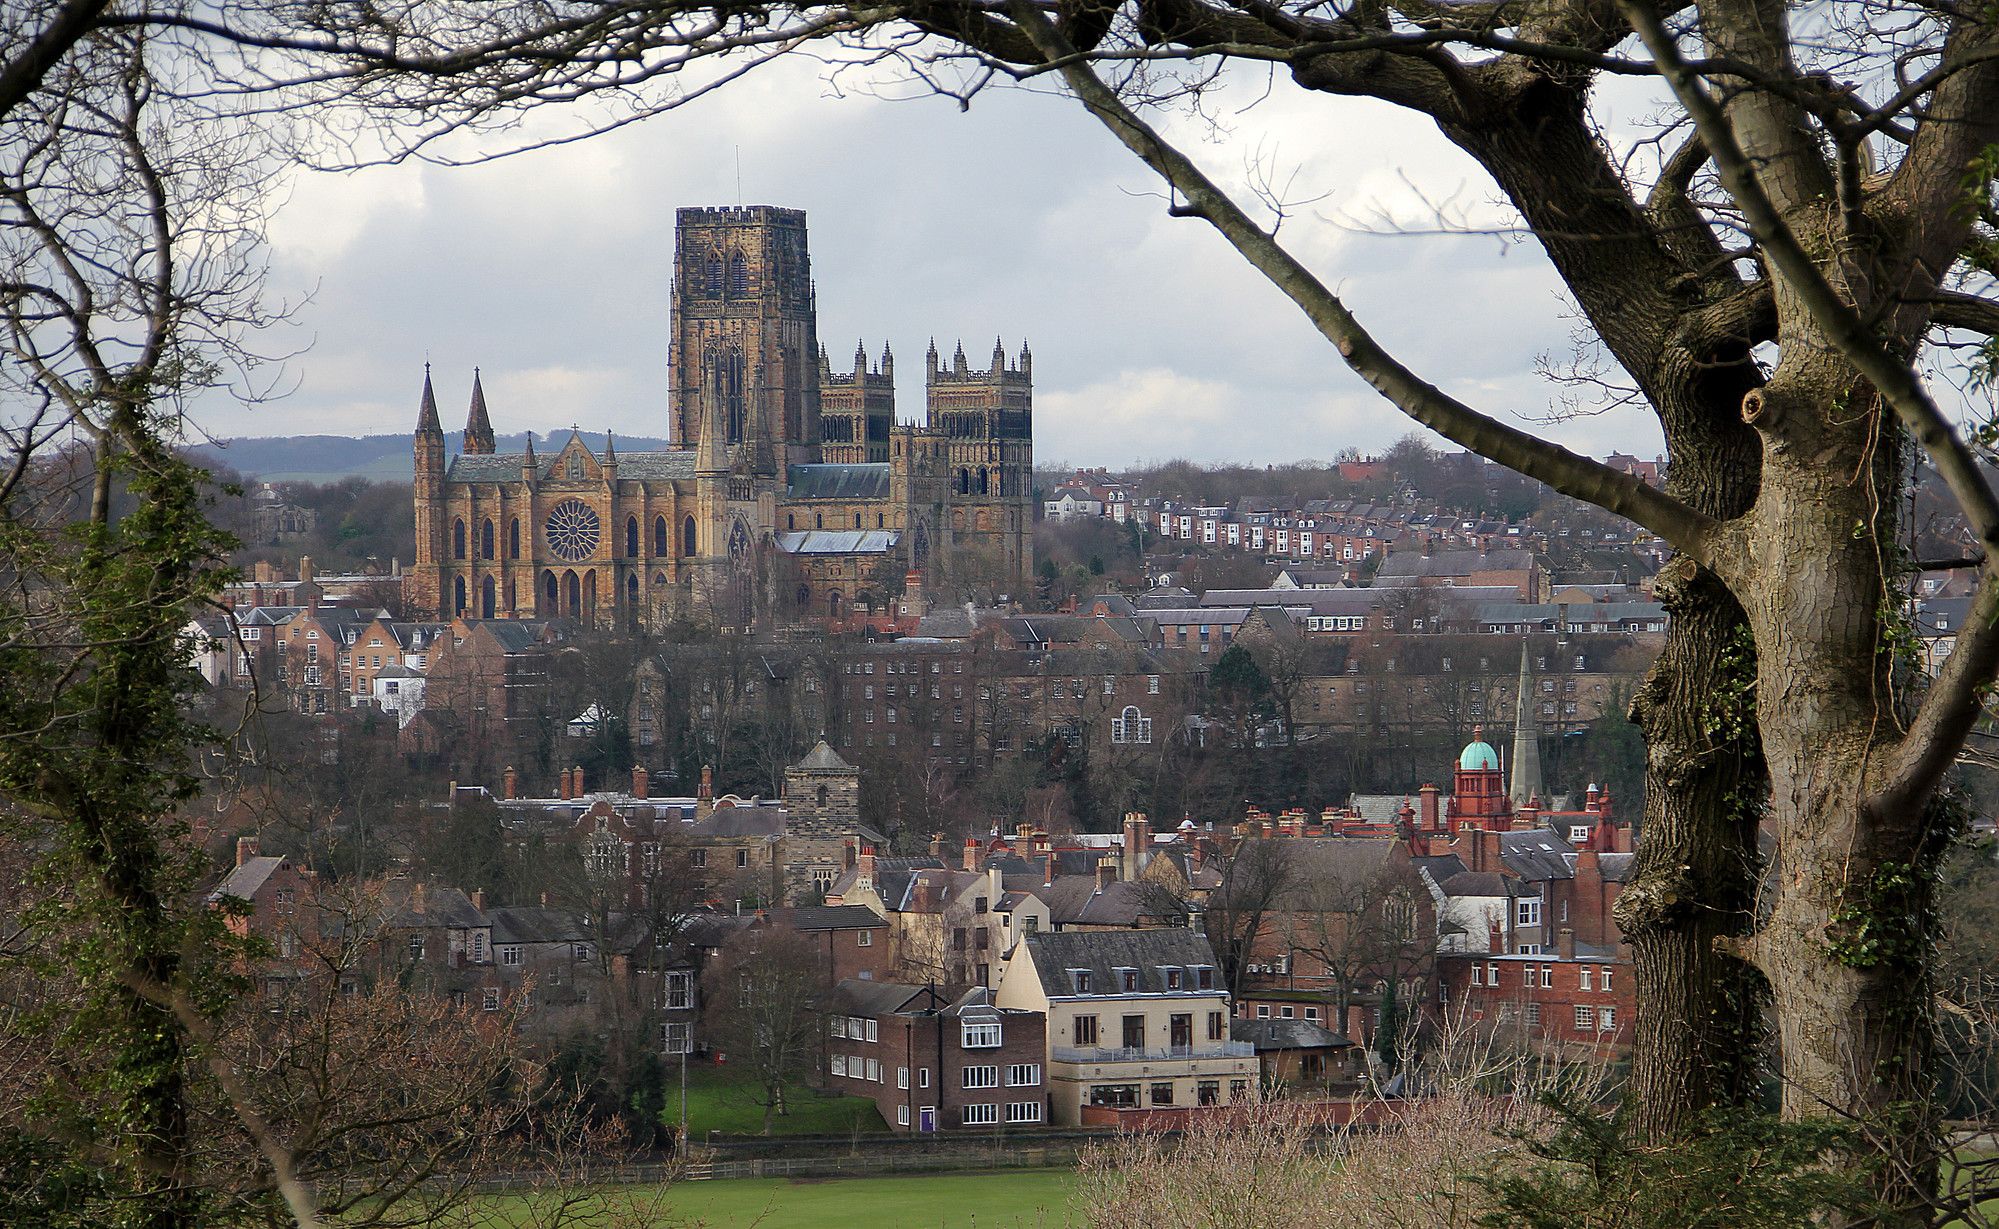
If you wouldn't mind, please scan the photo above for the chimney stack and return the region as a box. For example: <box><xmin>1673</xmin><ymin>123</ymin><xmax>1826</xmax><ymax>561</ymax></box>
<box><xmin>698</xmin><ymin>765</ymin><xmax>713</xmax><ymax>800</ymax></box>
<box><xmin>1418</xmin><ymin>783</ymin><xmax>1440</xmax><ymax>831</ymax></box>
<box><xmin>1558</xmin><ymin>926</ymin><xmax>1576</xmax><ymax>960</ymax></box>
<box><xmin>502</xmin><ymin>765</ymin><xmax>518</xmax><ymax>801</ymax></box>
<box><xmin>558</xmin><ymin>768</ymin><xmax>573</xmax><ymax>800</ymax></box>
<box><xmin>1122</xmin><ymin>813</ymin><xmax>1150</xmax><ymax>880</ymax></box>
<box><xmin>471</xmin><ymin>888</ymin><xmax>486</xmax><ymax>912</ymax></box>
<box><xmin>235</xmin><ymin>835</ymin><xmax>259</xmax><ymax>868</ymax></box>
<box><xmin>857</xmin><ymin>851</ymin><xmax>876</xmax><ymax>890</ymax></box>
<box><xmin>632</xmin><ymin>764</ymin><xmax>649</xmax><ymax>799</ymax></box>
<box><xmin>930</xmin><ymin>832</ymin><xmax>947</xmax><ymax>859</ymax></box>
<box><xmin>572</xmin><ymin>765</ymin><xmax>585</xmax><ymax>796</ymax></box>
<box><xmin>1095</xmin><ymin>855</ymin><xmax>1118</xmax><ymax>892</ymax></box>
<box><xmin>963</xmin><ymin>837</ymin><xmax>982</xmax><ymax>872</ymax></box>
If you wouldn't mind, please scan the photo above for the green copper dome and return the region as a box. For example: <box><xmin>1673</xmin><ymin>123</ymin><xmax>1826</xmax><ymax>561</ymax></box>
<box><xmin>1458</xmin><ymin>739</ymin><xmax>1500</xmax><ymax>772</ymax></box>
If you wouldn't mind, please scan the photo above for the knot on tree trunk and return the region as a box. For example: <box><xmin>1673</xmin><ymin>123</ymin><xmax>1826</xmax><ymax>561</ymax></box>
<box><xmin>1613</xmin><ymin>864</ymin><xmax>1695</xmax><ymax>938</ymax></box>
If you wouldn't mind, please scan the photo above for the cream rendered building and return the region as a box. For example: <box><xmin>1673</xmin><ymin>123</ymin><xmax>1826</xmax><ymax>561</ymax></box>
<box><xmin>995</xmin><ymin>929</ymin><xmax>1257</xmax><ymax>1124</ymax></box>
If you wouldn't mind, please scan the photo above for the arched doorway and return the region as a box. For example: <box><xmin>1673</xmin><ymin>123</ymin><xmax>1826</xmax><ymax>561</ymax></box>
<box><xmin>543</xmin><ymin>570</ymin><xmax>558</xmax><ymax>613</ymax></box>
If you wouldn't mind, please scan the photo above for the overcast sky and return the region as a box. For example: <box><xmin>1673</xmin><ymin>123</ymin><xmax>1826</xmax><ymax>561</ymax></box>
<box><xmin>217</xmin><ymin>54</ymin><xmax>1669</xmax><ymax>468</ymax></box>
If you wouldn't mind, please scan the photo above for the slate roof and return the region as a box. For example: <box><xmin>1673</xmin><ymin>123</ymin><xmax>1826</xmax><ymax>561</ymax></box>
<box><xmin>1377</xmin><ymin>549</ymin><xmax>1535</xmax><ymax>578</ymax></box>
<box><xmin>1500</xmin><ymin>829</ymin><xmax>1576</xmax><ymax>881</ymax></box>
<box><xmin>208</xmin><ymin>856</ymin><xmax>285</xmax><ymax>904</ymax></box>
<box><xmin>1037</xmin><ymin>876</ymin><xmax>1187</xmax><ymax>928</ymax></box>
<box><xmin>774</xmin><ymin>529</ymin><xmax>899</xmax><ymax>555</ymax></box>
<box><xmin>489</xmin><ymin>906</ymin><xmax>589</xmax><ymax>946</ymax></box>
<box><xmin>1597</xmin><ymin>852</ymin><xmax>1635</xmax><ymax>883</ymax></box>
<box><xmin>617</xmin><ymin>452</ymin><xmax>700</xmax><ymax>479</ymax></box>
<box><xmin>1022</xmin><ymin>929</ymin><xmax>1222</xmax><ymax>998</ymax></box>
<box><xmin>795</xmin><ymin>739</ymin><xmax>855</xmax><ymax>772</ymax></box>
<box><xmin>831</xmin><ymin>978</ymin><xmax>928</xmax><ymax>1017</ymax></box>
<box><xmin>1232</xmin><ymin>1018</ymin><xmax>1353</xmax><ymax>1050</ymax></box>
<box><xmin>787</xmin><ymin>463</ymin><xmax>892</xmax><ymax>500</ymax></box>
<box><xmin>445</xmin><ymin>450</ymin><xmax>699</xmax><ymax>483</ymax></box>
<box><xmin>1436</xmin><ymin>870</ymin><xmax>1517</xmax><ymax>898</ymax></box>
<box><xmin>785</xmin><ymin>904</ymin><xmax>885</xmax><ymax>931</ymax></box>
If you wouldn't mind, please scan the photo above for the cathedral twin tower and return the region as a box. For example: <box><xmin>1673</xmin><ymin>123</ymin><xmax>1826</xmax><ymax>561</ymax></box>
<box><xmin>411</xmin><ymin>206</ymin><xmax>1033</xmax><ymax>626</ymax></box>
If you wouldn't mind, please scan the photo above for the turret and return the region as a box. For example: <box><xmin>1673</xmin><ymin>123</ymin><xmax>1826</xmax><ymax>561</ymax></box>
<box><xmin>412</xmin><ymin>365</ymin><xmax>446</xmax><ymax>617</ymax></box>
<box><xmin>881</xmin><ymin>341</ymin><xmax>894</xmax><ymax>381</ymax></box>
<box><xmin>414</xmin><ymin>365</ymin><xmax>444</xmax><ymax>474</ymax></box>
<box><xmin>464</xmin><ymin>368</ymin><xmax>495</xmax><ymax>454</ymax></box>
<box><xmin>1019</xmin><ymin>339</ymin><xmax>1031</xmax><ymax>379</ymax></box>
<box><xmin>926</xmin><ymin>338</ymin><xmax>939</xmax><ymax>378</ymax></box>
<box><xmin>602</xmin><ymin>429</ymin><xmax>616</xmax><ymax>481</ymax></box>
<box><xmin>521</xmin><ymin>433</ymin><xmax>538</xmax><ymax>482</ymax></box>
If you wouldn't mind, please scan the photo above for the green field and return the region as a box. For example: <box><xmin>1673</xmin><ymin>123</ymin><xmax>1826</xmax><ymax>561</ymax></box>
<box><xmin>483</xmin><ymin>1170</ymin><xmax>1079</xmax><ymax>1228</ymax></box>
<box><xmin>674</xmin><ymin>1063</ymin><xmax>888</xmax><ymax>1137</ymax></box>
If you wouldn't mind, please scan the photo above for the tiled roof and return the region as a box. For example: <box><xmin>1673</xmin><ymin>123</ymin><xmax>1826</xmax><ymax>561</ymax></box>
<box><xmin>1232</xmin><ymin>1018</ymin><xmax>1353</xmax><ymax>1050</ymax></box>
<box><xmin>795</xmin><ymin>739</ymin><xmax>855</xmax><ymax>772</ymax></box>
<box><xmin>208</xmin><ymin>856</ymin><xmax>285</xmax><ymax>904</ymax></box>
<box><xmin>446</xmin><ymin>450</ymin><xmax>698</xmax><ymax>483</ymax></box>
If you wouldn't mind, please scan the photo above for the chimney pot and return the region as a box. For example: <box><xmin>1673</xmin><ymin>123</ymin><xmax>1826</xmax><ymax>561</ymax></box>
<box><xmin>235</xmin><ymin>835</ymin><xmax>259</xmax><ymax>868</ymax></box>
<box><xmin>632</xmin><ymin>764</ymin><xmax>649</xmax><ymax>800</ymax></box>
<box><xmin>502</xmin><ymin>765</ymin><xmax>519</xmax><ymax>801</ymax></box>
<box><xmin>471</xmin><ymin>888</ymin><xmax>486</xmax><ymax>912</ymax></box>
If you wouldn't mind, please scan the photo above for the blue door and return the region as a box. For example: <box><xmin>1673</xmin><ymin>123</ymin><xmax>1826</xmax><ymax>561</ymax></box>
<box><xmin>919</xmin><ymin>1107</ymin><xmax>936</xmax><ymax>1133</ymax></box>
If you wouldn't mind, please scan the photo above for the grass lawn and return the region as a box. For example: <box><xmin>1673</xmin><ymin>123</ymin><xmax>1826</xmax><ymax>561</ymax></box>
<box><xmin>674</xmin><ymin>1062</ymin><xmax>887</xmax><ymax>1137</ymax></box>
<box><xmin>480</xmin><ymin>1170</ymin><xmax>1078</xmax><ymax>1228</ymax></box>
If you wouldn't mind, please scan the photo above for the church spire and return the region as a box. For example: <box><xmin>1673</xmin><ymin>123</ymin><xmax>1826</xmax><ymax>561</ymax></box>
<box><xmin>1509</xmin><ymin>640</ymin><xmax>1545</xmax><ymax>809</ymax></box>
<box><xmin>416</xmin><ymin>364</ymin><xmax>441</xmax><ymax>436</ymax></box>
<box><xmin>464</xmin><ymin>367</ymin><xmax>495</xmax><ymax>454</ymax></box>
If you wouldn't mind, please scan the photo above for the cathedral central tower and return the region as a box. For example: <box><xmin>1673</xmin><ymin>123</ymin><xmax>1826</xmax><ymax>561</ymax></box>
<box><xmin>668</xmin><ymin>206</ymin><xmax>820</xmax><ymax>471</ymax></box>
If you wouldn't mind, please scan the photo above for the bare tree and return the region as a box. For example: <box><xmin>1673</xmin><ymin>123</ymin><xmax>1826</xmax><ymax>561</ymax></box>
<box><xmin>1205</xmin><ymin>838</ymin><xmax>1299</xmax><ymax>995</ymax></box>
<box><xmin>698</xmin><ymin>925</ymin><xmax>826</xmax><ymax>1134</ymax></box>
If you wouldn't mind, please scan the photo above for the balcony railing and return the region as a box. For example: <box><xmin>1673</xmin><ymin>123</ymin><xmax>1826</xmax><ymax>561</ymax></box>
<box><xmin>1051</xmin><ymin>1041</ymin><xmax>1256</xmax><ymax>1064</ymax></box>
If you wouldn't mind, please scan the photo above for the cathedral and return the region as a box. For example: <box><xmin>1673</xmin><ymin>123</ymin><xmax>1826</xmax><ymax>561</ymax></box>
<box><xmin>410</xmin><ymin>205</ymin><xmax>1034</xmax><ymax>627</ymax></box>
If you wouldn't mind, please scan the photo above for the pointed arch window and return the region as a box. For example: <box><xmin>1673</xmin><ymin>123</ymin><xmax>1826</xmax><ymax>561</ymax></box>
<box><xmin>653</xmin><ymin>516</ymin><xmax>668</xmax><ymax>556</ymax></box>
<box><xmin>509</xmin><ymin>518</ymin><xmax>521</xmax><ymax>558</ymax></box>
<box><xmin>453</xmin><ymin>519</ymin><xmax>467</xmax><ymax>560</ymax></box>
<box><xmin>704</xmin><ymin>253</ymin><xmax>724</xmax><ymax>297</ymax></box>
<box><xmin>481</xmin><ymin>576</ymin><xmax>497</xmax><ymax>619</ymax></box>
<box><xmin>626</xmin><ymin>573</ymin><xmax>640</xmax><ymax>607</ymax></box>
<box><xmin>480</xmin><ymin>519</ymin><xmax>495</xmax><ymax>560</ymax></box>
<box><xmin>453</xmin><ymin>576</ymin><xmax>468</xmax><ymax>615</ymax></box>
<box><xmin>625</xmin><ymin>516</ymin><xmax>639</xmax><ymax>558</ymax></box>
<box><xmin>682</xmin><ymin>515</ymin><xmax>697</xmax><ymax>557</ymax></box>
<box><xmin>728</xmin><ymin>251</ymin><xmax>749</xmax><ymax>297</ymax></box>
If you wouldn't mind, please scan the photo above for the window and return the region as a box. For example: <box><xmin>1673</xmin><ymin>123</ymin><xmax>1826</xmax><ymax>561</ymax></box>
<box><xmin>1122</xmin><ymin>1015</ymin><xmax>1145</xmax><ymax>1049</ymax></box>
<box><xmin>961</xmin><ymin>1103</ymin><xmax>999</xmax><ymax>1126</ymax></box>
<box><xmin>963</xmin><ymin>1022</ymin><xmax>1002</xmax><ymax>1049</ymax></box>
<box><xmin>865</xmin><ymin>1018</ymin><xmax>878</xmax><ymax>1042</ymax></box>
<box><xmin>962</xmin><ymin>1065</ymin><xmax>1000</xmax><ymax>1089</ymax></box>
<box><xmin>1074</xmin><ymin>1015</ymin><xmax>1099</xmax><ymax>1045</ymax></box>
<box><xmin>867</xmin><ymin>1058</ymin><xmax>881</xmax><ymax>1082</ymax></box>
<box><xmin>500</xmin><ymin>945</ymin><xmax>522</xmax><ymax>967</ymax></box>
<box><xmin>1089</xmin><ymin>1084</ymin><xmax>1139</xmax><ymax>1108</ymax></box>
<box><xmin>1071</xmin><ymin>969</ymin><xmax>1092</xmax><ymax>994</ymax></box>
<box><xmin>482</xmin><ymin>988</ymin><xmax>500</xmax><ymax>1011</ymax></box>
<box><xmin>1196</xmin><ymin>967</ymin><xmax>1215</xmax><ymax>990</ymax></box>
<box><xmin>898</xmin><ymin>1066</ymin><xmax>909</xmax><ymax>1089</ymax></box>
<box><xmin>1165</xmin><ymin>968</ymin><xmax>1183</xmax><ymax>991</ymax></box>
<box><xmin>1526</xmin><ymin>1002</ymin><xmax>1542</xmax><ymax>1027</ymax></box>
<box><xmin>1006</xmin><ymin>1101</ymin><xmax>1043</xmax><ymax>1124</ymax></box>
<box><xmin>1208</xmin><ymin>1011</ymin><xmax>1225</xmax><ymax>1041</ymax></box>
<box><xmin>1575</xmin><ymin>1005</ymin><xmax>1597</xmax><ymax>1031</ymax></box>
<box><xmin>1471</xmin><ymin>965</ymin><xmax>1484</xmax><ymax>987</ymax></box>
<box><xmin>858</xmin><ymin>930</ymin><xmax>874</xmax><ymax>947</ymax></box>
<box><xmin>1148</xmin><ymin>675</ymin><xmax>1161</xmax><ymax>694</ymax></box>
<box><xmin>1579</xmin><ymin>966</ymin><xmax>1592</xmax><ymax>991</ymax></box>
<box><xmin>1119</xmin><ymin>968</ymin><xmax>1138</xmax><ymax>992</ymax></box>
<box><xmin>830</xmin><ymin>1054</ymin><xmax>848</xmax><ymax>1077</ymax></box>
<box><xmin>831</xmin><ymin>1017</ymin><xmax>848</xmax><ymax>1039</ymax></box>
<box><xmin>408</xmin><ymin>935</ymin><xmax>425</xmax><ymax>960</ymax></box>
<box><xmin>1007</xmin><ymin>1064</ymin><xmax>1041</xmax><ymax>1087</ymax></box>
<box><xmin>690</xmin><ymin>848</ymin><xmax>707</xmax><ymax>867</ymax></box>
<box><xmin>919</xmin><ymin>1067</ymin><xmax>930</xmax><ymax>1088</ymax></box>
<box><xmin>1600</xmin><ymin>1007</ymin><xmax>1618</xmax><ymax>1030</ymax></box>
<box><xmin>1150</xmin><ymin>1082</ymin><xmax>1175</xmax><ymax>1106</ymax></box>
<box><xmin>1600</xmin><ymin>967</ymin><xmax>1614</xmax><ymax>991</ymax></box>
<box><xmin>1517</xmin><ymin>899</ymin><xmax>1542</xmax><ymax>928</ymax></box>
<box><xmin>1197</xmin><ymin>1081</ymin><xmax>1220</xmax><ymax>1106</ymax></box>
<box><xmin>1487</xmin><ymin>961</ymin><xmax>1500</xmax><ymax>984</ymax></box>
<box><xmin>666</xmin><ymin>971</ymin><xmax>691</xmax><ymax>1010</ymax></box>
<box><xmin>898</xmin><ymin>1105</ymin><xmax>910</xmax><ymax>1126</ymax></box>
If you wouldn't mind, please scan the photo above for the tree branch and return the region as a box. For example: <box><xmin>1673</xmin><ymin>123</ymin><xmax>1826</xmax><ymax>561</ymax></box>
<box><xmin>1619</xmin><ymin>0</ymin><xmax>1999</xmax><ymax>815</ymax></box>
<box><xmin>1006</xmin><ymin>0</ymin><xmax>1721</xmax><ymax>563</ymax></box>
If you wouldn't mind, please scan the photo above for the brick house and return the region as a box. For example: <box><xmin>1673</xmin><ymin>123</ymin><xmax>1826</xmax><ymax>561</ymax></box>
<box><xmin>824</xmin><ymin>980</ymin><xmax>1048</xmax><ymax>1132</ymax></box>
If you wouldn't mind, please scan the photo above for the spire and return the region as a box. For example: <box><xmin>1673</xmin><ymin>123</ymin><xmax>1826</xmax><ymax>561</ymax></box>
<box><xmin>416</xmin><ymin>364</ymin><xmax>441</xmax><ymax>436</ymax></box>
<box><xmin>603</xmin><ymin>429</ymin><xmax>616</xmax><ymax>462</ymax></box>
<box><xmin>464</xmin><ymin>367</ymin><xmax>495</xmax><ymax>454</ymax></box>
<box><xmin>855</xmin><ymin>338</ymin><xmax>869</xmax><ymax>373</ymax></box>
<box><xmin>926</xmin><ymin>337</ymin><xmax>939</xmax><ymax>376</ymax></box>
<box><xmin>1509</xmin><ymin>640</ymin><xmax>1545</xmax><ymax>809</ymax></box>
<box><xmin>993</xmin><ymin>335</ymin><xmax>1006</xmax><ymax>370</ymax></box>
<box><xmin>523</xmin><ymin>432</ymin><xmax>537</xmax><ymax>468</ymax></box>
<box><xmin>953</xmin><ymin>340</ymin><xmax>968</xmax><ymax>374</ymax></box>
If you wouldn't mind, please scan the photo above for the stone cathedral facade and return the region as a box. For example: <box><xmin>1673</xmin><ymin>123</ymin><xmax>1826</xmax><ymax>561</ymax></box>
<box><xmin>409</xmin><ymin>206</ymin><xmax>1034</xmax><ymax>627</ymax></box>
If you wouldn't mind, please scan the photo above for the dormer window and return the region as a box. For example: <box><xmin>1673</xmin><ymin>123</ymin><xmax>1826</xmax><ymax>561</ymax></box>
<box><xmin>1070</xmin><ymin>969</ymin><xmax>1092</xmax><ymax>994</ymax></box>
<box><xmin>1196</xmin><ymin>967</ymin><xmax>1215</xmax><ymax>990</ymax></box>
<box><xmin>1119</xmin><ymin>968</ymin><xmax>1138</xmax><ymax>992</ymax></box>
<box><xmin>1164</xmin><ymin>968</ymin><xmax>1184</xmax><ymax>991</ymax></box>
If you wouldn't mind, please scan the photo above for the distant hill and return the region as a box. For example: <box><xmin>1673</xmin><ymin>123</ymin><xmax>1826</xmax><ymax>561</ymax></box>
<box><xmin>191</xmin><ymin>430</ymin><xmax>675</xmax><ymax>484</ymax></box>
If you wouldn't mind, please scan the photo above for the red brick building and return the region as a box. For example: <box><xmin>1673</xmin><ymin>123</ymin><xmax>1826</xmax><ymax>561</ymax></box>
<box><xmin>824</xmin><ymin>980</ymin><xmax>1048</xmax><ymax>1131</ymax></box>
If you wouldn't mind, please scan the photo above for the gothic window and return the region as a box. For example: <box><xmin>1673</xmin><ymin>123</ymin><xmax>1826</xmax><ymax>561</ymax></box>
<box><xmin>816</xmin><ymin>785</ymin><xmax>829</xmax><ymax>807</ymax></box>
<box><xmin>453</xmin><ymin>576</ymin><xmax>467</xmax><ymax>615</ymax></box>
<box><xmin>682</xmin><ymin>515</ymin><xmax>696</xmax><ymax>556</ymax></box>
<box><xmin>829</xmin><ymin>591</ymin><xmax>843</xmax><ymax>620</ymax></box>
<box><xmin>956</xmin><ymin>469</ymin><xmax>970</xmax><ymax>495</ymax></box>
<box><xmin>854</xmin><ymin>513</ymin><xmax>862</xmax><ymax>528</ymax></box>
<box><xmin>815</xmin><ymin>513</ymin><xmax>823</xmax><ymax>529</ymax></box>
<box><xmin>567</xmin><ymin>454</ymin><xmax>583</xmax><ymax>480</ymax></box>
<box><xmin>626</xmin><ymin>573</ymin><xmax>640</xmax><ymax>606</ymax></box>
<box><xmin>544</xmin><ymin>570</ymin><xmax>558</xmax><ymax>608</ymax></box>
<box><xmin>481</xmin><ymin>576</ymin><xmax>496</xmax><ymax>619</ymax></box>
<box><xmin>978</xmin><ymin>467</ymin><xmax>989</xmax><ymax>495</ymax></box>
<box><xmin>480</xmin><ymin>519</ymin><xmax>495</xmax><ymax>560</ymax></box>
<box><xmin>913</xmin><ymin>522</ymin><xmax>930</xmax><ymax>568</ymax></box>
<box><xmin>704</xmin><ymin>253</ymin><xmax>723</xmax><ymax>297</ymax></box>
<box><xmin>787</xmin><ymin>514</ymin><xmax>795</xmax><ymax>530</ymax></box>
<box><xmin>728</xmin><ymin>519</ymin><xmax>751</xmax><ymax>562</ymax></box>
<box><xmin>728</xmin><ymin>251</ymin><xmax>749</xmax><ymax>297</ymax></box>
<box><xmin>625</xmin><ymin>516</ymin><xmax>639</xmax><ymax>558</ymax></box>
<box><xmin>796</xmin><ymin>584</ymin><xmax>811</xmax><ymax>608</ymax></box>
<box><xmin>653</xmin><ymin>516</ymin><xmax>668</xmax><ymax>556</ymax></box>
<box><xmin>453</xmin><ymin>519</ymin><xmax>466</xmax><ymax>560</ymax></box>
<box><xmin>509</xmin><ymin>518</ymin><xmax>521</xmax><ymax>558</ymax></box>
